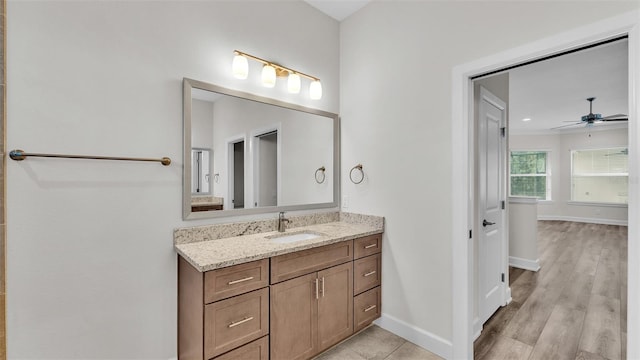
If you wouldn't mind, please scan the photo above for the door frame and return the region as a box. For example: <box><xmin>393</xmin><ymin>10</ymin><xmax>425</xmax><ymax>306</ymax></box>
<box><xmin>451</xmin><ymin>10</ymin><xmax>640</xmax><ymax>359</ymax></box>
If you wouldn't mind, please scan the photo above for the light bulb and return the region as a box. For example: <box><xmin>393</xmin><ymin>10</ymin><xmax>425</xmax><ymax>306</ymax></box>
<box><xmin>261</xmin><ymin>65</ymin><xmax>276</xmax><ymax>88</ymax></box>
<box><xmin>309</xmin><ymin>80</ymin><xmax>322</xmax><ymax>100</ymax></box>
<box><xmin>288</xmin><ymin>73</ymin><xmax>301</xmax><ymax>94</ymax></box>
<box><xmin>232</xmin><ymin>54</ymin><xmax>248</xmax><ymax>79</ymax></box>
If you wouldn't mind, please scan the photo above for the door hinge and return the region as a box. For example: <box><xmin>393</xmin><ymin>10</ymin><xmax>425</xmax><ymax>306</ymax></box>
<box><xmin>501</xmin><ymin>273</ymin><xmax>505</xmax><ymax>283</ymax></box>
<box><xmin>469</xmin><ymin>230</ymin><xmax>472</xmax><ymax>239</ymax></box>
<box><xmin>501</xmin><ymin>127</ymin><xmax>506</xmax><ymax>137</ymax></box>
<box><xmin>501</xmin><ymin>200</ymin><xmax>505</xmax><ymax>210</ymax></box>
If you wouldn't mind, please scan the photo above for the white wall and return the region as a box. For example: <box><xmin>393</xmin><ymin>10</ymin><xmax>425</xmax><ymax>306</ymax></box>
<box><xmin>7</xmin><ymin>1</ymin><xmax>339</xmax><ymax>358</ymax></box>
<box><xmin>340</xmin><ymin>1</ymin><xmax>639</xmax><ymax>355</ymax></box>
<box><xmin>191</xmin><ymin>99</ymin><xmax>214</xmax><ymax>150</ymax></box>
<box><xmin>510</xmin><ymin>128</ymin><xmax>628</xmax><ymax>225</ymax></box>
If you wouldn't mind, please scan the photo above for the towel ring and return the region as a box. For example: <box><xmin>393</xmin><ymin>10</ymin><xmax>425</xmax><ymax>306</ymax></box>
<box><xmin>315</xmin><ymin>166</ymin><xmax>326</xmax><ymax>184</ymax></box>
<box><xmin>349</xmin><ymin>164</ymin><xmax>364</xmax><ymax>184</ymax></box>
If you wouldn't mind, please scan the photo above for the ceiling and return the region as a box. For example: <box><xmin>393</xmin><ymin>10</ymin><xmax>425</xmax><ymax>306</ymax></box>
<box><xmin>304</xmin><ymin>0</ymin><xmax>370</xmax><ymax>21</ymax></box>
<box><xmin>508</xmin><ymin>38</ymin><xmax>628</xmax><ymax>135</ymax></box>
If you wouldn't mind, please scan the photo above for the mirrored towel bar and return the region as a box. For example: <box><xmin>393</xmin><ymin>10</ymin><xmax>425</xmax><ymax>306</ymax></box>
<box><xmin>9</xmin><ymin>149</ymin><xmax>171</xmax><ymax>166</ymax></box>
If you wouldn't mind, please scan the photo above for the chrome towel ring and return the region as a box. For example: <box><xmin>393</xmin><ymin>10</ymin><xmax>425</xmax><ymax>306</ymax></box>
<box><xmin>350</xmin><ymin>164</ymin><xmax>364</xmax><ymax>184</ymax></box>
<box><xmin>315</xmin><ymin>166</ymin><xmax>326</xmax><ymax>184</ymax></box>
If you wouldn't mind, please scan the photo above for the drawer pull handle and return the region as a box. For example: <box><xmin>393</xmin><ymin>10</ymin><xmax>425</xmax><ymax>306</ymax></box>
<box><xmin>364</xmin><ymin>270</ymin><xmax>377</xmax><ymax>277</ymax></box>
<box><xmin>321</xmin><ymin>277</ymin><xmax>325</xmax><ymax>297</ymax></box>
<box><xmin>228</xmin><ymin>316</ymin><xmax>254</xmax><ymax>328</ymax></box>
<box><xmin>315</xmin><ymin>278</ymin><xmax>319</xmax><ymax>299</ymax></box>
<box><xmin>228</xmin><ymin>276</ymin><xmax>254</xmax><ymax>285</ymax></box>
<box><xmin>364</xmin><ymin>243</ymin><xmax>377</xmax><ymax>249</ymax></box>
<box><xmin>364</xmin><ymin>305</ymin><xmax>377</xmax><ymax>312</ymax></box>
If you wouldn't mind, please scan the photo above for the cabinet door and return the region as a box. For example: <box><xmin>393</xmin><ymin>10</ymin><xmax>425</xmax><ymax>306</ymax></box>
<box><xmin>317</xmin><ymin>262</ymin><xmax>354</xmax><ymax>352</ymax></box>
<box><xmin>270</xmin><ymin>273</ymin><xmax>318</xmax><ymax>360</ymax></box>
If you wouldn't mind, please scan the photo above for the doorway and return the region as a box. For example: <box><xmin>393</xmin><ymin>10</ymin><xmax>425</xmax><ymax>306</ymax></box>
<box><xmin>254</xmin><ymin>130</ymin><xmax>278</xmax><ymax>207</ymax></box>
<box><xmin>452</xmin><ymin>13</ymin><xmax>639</xmax><ymax>360</ymax></box>
<box><xmin>227</xmin><ymin>136</ymin><xmax>246</xmax><ymax>210</ymax></box>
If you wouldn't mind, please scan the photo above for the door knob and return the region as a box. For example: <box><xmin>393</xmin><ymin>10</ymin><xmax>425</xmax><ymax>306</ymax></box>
<box><xmin>483</xmin><ymin>219</ymin><xmax>495</xmax><ymax>227</ymax></box>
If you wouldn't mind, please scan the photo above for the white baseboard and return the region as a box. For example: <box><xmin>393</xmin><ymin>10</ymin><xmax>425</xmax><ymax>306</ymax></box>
<box><xmin>509</xmin><ymin>256</ymin><xmax>541</xmax><ymax>271</ymax></box>
<box><xmin>538</xmin><ymin>215</ymin><xmax>627</xmax><ymax>226</ymax></box>
<box><xmin>472</xmin><ymin>317</ymin><xmax>482</xmax><ymax>341</ymax></box>
<box><xmin>505</xmin><ymin>287</ymin><xmax>512</xmax><ymax>304</ymax></box>
<box><xmin>375</xmin><ymin>313</ymin><xmax>452</xmax><ymax>360</ymax></box>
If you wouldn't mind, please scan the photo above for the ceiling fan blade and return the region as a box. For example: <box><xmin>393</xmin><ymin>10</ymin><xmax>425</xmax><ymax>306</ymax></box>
<box><xmin>600</xmin><ymin>114</ymin><xmax>628</xmax><ymax>120</ymax></box>
<box><xmin>601</xmin><ymin>118</ymin><xmax>628</xmax><ymax>122</ymax></box>
<box><xmin>551</xmin><ymin>122</ymin><xmax>582</xmax><ymax>130</ymax></box>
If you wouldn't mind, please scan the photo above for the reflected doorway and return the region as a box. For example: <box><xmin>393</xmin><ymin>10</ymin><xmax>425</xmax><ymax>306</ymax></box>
<box><xmin>254</xmin><ymin>131</ymin><xmax>278</xmax><ymax>207</ymax></box>
<box><xmin>227</xmin><ymin>138</ymin><xmax>245</xmax><ymax>209</ymax></box>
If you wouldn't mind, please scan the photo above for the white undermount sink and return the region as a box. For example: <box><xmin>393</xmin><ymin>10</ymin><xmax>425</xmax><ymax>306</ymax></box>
<box><xmin>267</xmin><ymin>231</ymin><xmax>324</xmax><ymax>244</ymax></box>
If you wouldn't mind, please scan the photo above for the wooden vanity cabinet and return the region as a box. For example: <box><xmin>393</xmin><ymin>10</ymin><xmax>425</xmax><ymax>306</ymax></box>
<box><xmin>352</xmin><ymin>233</ymin><xmax>382</xmax><ymax>333</ymax></box>
<box><xmin>270</xmin><ymin>244</ymin><xmax>354</xmax><ymax>360</ymax></box>
<box><xmin>178</xmin><ymin>257</ymin><xmax>269</xmax><ymax>360</ymax></box>
<box><xmin>178</xmin><ymin>233</ymin><xmax>382</xmax><ymax>360</ymax></box>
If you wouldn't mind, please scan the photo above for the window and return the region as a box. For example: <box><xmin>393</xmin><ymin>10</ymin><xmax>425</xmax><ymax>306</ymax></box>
<box><xmin>510</xmin><ymin>151</ymin><xmax>550</xmax><ymax>200</ymax></box>
<box><xmin>571</xmin><ymin>147</ymin><xmax>628</xmax><ymax>204</ymax></box>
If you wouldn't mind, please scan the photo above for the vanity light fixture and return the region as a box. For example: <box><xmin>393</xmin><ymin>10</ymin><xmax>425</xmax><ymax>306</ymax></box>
<box><xmin>261</xmin><ymin>65</ymin><xmax>277</xmax><ymax>88</ymax></box>
<box><xmin>288</xmin><ymin>72</ymin><xmax>301</xmax><ymax>94</ymax></box>
<box><xmin>232</xmin><ymin>54</ymin><xmax>249</xmax><ymax>79</ymax></box>
<box><xmin>232</xmin><ymin>50</ymin><xmax>322</xmax><ymax>99</ymax></box>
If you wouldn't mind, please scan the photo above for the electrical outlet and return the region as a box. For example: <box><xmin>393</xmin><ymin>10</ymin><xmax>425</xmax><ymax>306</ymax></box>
<box><xmin>342</xmin><ymin>195</ymin><xmax>349</xmax><ymax>208</ymax></box>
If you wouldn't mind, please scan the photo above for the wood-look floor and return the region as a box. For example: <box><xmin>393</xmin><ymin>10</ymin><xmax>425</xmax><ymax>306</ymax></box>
<box><xmin>475</xmin><ymin>221</ymin><xmax>627</xmax><ymax>360</ymax></box>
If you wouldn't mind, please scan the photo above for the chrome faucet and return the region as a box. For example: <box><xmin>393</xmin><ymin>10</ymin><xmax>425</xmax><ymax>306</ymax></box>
<box><xmin>278</xmin><ymin>212</ymin><xmax>290</xmax><ymax>232</ymax></box>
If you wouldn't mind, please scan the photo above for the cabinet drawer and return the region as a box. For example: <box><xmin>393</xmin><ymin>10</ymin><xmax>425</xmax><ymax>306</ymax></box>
<box><xmin>205</xmin><ymin>259</ymin><xmax>269</xmax><ymax>303</ymax></box>
<box><xmin>214</xmin><ymin>335</ymin><xmax>268</xmax><ymax>360</ymax></box>
<box><xmin>205</xmin><ymin>288</ymin><xmax>269</xmax><ymax>359</ymax></box>
<box><xmin>353</xmin><ymin>234</ymin><xmax>382</xmax><ymax>259</ymax></box>
<box><xmin>353</xmin><ymin>254</ymin><xmax>381</xmax><ymax>295</ymax></box>
<box><xmin>271</xmin><ymin>241</ymin><xmax>353</xmax><ymax>284</ymax></box>
<box><xmin>353</xmin><ymin>286</ymin><xmax>381</xmax><ymax>333</ymax></box>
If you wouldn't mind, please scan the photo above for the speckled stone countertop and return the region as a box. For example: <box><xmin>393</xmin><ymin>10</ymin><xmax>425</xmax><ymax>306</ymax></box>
<box><xmin>175</xmin><ymin>212</ymin><xmax>384</xmax><ymax>272</ymax></box>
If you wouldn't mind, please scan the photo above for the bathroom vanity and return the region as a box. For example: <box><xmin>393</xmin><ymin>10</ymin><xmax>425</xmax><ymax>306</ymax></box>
<box><xmin>175</xmin><ymin>212</ymin><xmax>383</xmax><ymax>360</ymax></box>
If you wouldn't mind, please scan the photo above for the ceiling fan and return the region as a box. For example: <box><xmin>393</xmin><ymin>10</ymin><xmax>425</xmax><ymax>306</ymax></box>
<box><xmin>551</xmin><ymin>97</ymin><xmax>628</xmax><ymax>130</ymax></box>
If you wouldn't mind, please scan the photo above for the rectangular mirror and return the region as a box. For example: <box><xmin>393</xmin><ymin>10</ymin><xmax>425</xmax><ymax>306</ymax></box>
<box><xmin>183</xmin><ymin>78</ymin><xmax>340</xmax><ymax>220</ymax></box>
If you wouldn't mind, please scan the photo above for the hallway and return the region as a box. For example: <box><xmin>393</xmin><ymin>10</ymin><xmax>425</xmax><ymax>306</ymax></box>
<box><xmin>475</xmin><ymin>221</ymin><xmax>627</xmax><ymax>360</ymax></box>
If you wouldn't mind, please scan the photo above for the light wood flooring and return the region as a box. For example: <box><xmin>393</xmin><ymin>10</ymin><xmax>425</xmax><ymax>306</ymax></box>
<box><xmin>475</xmin><ymin>221</ymin><xmax>627</xmax><ymax>360</ymax></box>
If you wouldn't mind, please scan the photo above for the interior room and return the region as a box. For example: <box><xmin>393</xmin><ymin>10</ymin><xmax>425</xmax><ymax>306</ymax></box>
<box><xmin>4</xmin><ymin>1</ymin><xmax>640</xmax><ymax>360</ymax></box>
<box><xmin>472</xmin><ymin>38</ymin><xmax>628</xmax><ymax>360</ymax></box>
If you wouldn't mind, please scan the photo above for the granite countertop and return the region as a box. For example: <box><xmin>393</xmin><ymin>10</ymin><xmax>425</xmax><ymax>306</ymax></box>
<box><xmin>175</xmin><ymin>216</ymin><xmax>383</xmax><ymax>272</ymax></box>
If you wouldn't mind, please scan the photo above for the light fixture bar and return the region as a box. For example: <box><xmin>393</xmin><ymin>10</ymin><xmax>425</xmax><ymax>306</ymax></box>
<box><xmin>234</xmin><ymin>50</ymin><xmax>319</xmax><ymax>81</ymax></box>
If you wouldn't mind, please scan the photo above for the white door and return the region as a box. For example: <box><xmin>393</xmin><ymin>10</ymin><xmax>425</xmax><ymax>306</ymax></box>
<box><xmin>477</xmin><ymin>86</ymin><xmax>507</xmax><ymax>325</ymax></box>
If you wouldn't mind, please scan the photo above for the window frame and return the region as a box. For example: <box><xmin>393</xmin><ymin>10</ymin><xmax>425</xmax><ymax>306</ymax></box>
<box><xmin>569</xmin><ymin>146</ymin><xmax>629</xmax><ymax>206</ymax></box>
<box><xmin>508</xmin><ymin>149</ymin><xmax>552</xmax><ymax>201</ymax></box>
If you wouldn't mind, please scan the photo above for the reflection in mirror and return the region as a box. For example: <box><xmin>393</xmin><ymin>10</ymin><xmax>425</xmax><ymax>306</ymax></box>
<box><xmin>183</xmin><ymin>78</ymin><xmax>340</xmax><ymax>220</ymax></box>
<box><xmin>191</xmin><ymin>148</ymin><xmax>211</xmax><ymax>195</ymax></box>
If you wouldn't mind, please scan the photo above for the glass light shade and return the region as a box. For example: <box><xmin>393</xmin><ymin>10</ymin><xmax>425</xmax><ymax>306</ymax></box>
<box><xmin>287</xmin><ymin>73</ymin><xmax>301</xmax><ymax>94</ymax></box>
<box><xmin>309</xmin><ymin>80</ymin><xmax>322</xmax><ymax>100</ymax></box>
<box><xmin>232</xmin><ymin>55</ymin><xmax>248</xmax><ymax>79</ymax></box>
<box><xmin>261</xmin><ymin>65</ymin><xmax>276</xmax><ymax>88</ymax></box>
